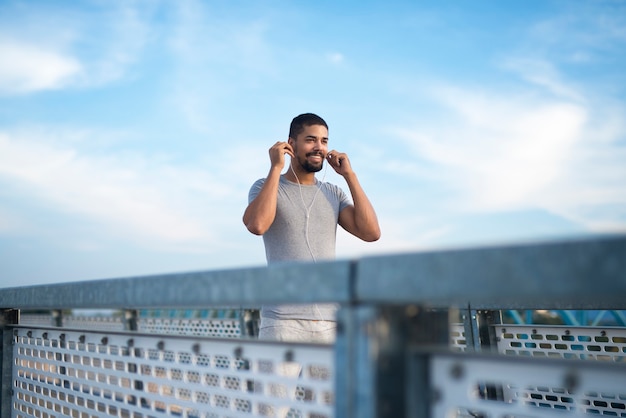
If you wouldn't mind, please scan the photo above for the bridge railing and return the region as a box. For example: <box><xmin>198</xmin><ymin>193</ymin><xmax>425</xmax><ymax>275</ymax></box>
<box><xmin>1</xmin><ymin>234</ymin><xmax>625</xmax><ymax>417</ymax></box>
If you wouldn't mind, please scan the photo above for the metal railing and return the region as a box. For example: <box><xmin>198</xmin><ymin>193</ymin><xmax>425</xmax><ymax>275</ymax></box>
<box><xmin>1</xmin><ymin>234</ymin><xmax>625</xmax><ymax>417</ymax></box>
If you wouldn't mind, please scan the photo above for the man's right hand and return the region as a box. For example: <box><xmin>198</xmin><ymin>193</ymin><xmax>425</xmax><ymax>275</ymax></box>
<box><xmin>244</xmin><ymin>141</ymin><xmax>293</xmax><ymax>235</ymax></box>
<box><xmin>270</xmin><ymin>141</ymin><xmax>294</xmax><ymax>169</ymax></box>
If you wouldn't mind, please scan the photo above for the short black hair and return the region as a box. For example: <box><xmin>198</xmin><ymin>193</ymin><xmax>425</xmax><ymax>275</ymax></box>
<box><xmin>289</xmin><ymin>113</ymin><xmax>328</xmax><ymax>139</ymax></box>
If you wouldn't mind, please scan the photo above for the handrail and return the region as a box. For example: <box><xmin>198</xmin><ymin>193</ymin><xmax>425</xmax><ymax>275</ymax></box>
<box><xmin>2</xmin><ymin>234</ymin><xmax>625</xmax><ymax>311</ymax></box>
<box><xmin>357</xmin><ymin>233</ymin><xmax>626</xmax><ymax>308</ymax></box>
<box><xmin>0</xmin><ymin>260</ymin><xmax>354</xmax><ymax>310</ymax></box>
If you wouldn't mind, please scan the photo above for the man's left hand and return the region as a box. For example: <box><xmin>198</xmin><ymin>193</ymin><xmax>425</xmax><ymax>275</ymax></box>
<box><xmin>326</xmin><ymin>150</ymin><xmax>353</xmax><ymax>176</ymax></box>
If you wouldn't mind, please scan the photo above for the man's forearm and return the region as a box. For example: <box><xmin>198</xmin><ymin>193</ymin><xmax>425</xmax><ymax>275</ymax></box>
<box><xmin>343</xmin><ymin>172</ymin><xmax>381</xmax><ymax>241</ymax></box>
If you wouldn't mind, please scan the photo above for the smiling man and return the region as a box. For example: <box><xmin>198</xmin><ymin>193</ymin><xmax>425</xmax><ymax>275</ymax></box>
<box><xmin>243</xmin><ymin>113</ymin><xmax>380</xmax><ymax>343</ymax></box>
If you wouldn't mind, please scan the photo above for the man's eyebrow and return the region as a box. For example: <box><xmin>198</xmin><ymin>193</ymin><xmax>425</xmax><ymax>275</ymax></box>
<box><xmin>304</xmin><ymin>135</ymin><xmax>329</xmax><ymax>140</ymax></box>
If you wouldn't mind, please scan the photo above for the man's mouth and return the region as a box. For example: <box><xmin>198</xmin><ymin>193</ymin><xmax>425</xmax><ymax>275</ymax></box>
<box><xmin>307</xmin><ymin>152</ymin><xmax>324</xmax><ymax>161</ymax></box>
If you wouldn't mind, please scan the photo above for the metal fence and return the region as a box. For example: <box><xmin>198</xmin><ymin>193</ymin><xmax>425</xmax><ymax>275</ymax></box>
<box><xmin>19</xmin><ymin>309</ymin><xmax>249</xmax><ymax>338</ymax></box>
<box><xmin>11</xmin><ymin>327</ymin><xmax>333</xmax><ymax>418</ymax></box>
<box><xmin>1</xmin><ymin>234</ymin><xmax>626</xmax><ymax>417</ymax></box>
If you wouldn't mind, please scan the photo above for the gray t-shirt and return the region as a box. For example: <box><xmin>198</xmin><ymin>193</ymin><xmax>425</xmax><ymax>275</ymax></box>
<box><xmin>248</xmin><ymin>174</ymin><xmax>352</xmax><ymax>320</ymax></box>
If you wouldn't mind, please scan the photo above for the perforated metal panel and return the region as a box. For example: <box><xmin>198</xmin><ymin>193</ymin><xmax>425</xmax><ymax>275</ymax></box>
<box><xmin>19</xmin><ymin>313</ymin><xmax>245</xmax><ymax>338</ymax></box>
<box><xmin>491</xmin><ymin>325</ymin><xmax>626</xmax><ymax>415</ymax></box>
<box><xmin>64</xmin><ymin>316</ymin><xmax>127</xmax><ymax>332</ymax></box>
<box><xmin>450</xmin><ymin>323</ymin><xmax>467</xmax><ymax>351</ymax></box>
<box><xmin>439</xmin><ymin>324</ymin><xmax>626</xmax><ymax>415</ymax></box>
<box><xmin>496</xmin><ymin>325</ymin><xmax>626</xmax><ymax>362</ymax></box>
<box><xmin>138</xmin><ymin>318</ymin><xmax>241</xmax><ymax>339</ymax></box>
<box><xmin>429</xmin><ymin>352</ymin><xmax>626</xmax><ymax>418</ymax></box>
<box><xmin>19</xmin><ymin>314</ymin><xmax>57</xmax><ymax>327</ymax></box>
<box><xmin>19</xmin><ymin>313</ymin><xmax>127</xmax><ymax>332</ymax></box>
<box><xmin>447</xmin><ymin>323</ymin><xmax>626</xmax><ymax>362</ymax></box>
<box><xmin>12</xmin><ymin>327</ymin><xmax>334</xmax><ymax>418</ymax></box>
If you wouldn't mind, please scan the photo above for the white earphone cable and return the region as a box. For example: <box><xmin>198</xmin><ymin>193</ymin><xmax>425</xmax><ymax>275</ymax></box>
<box><xmin>289</xmin><ymin>158</ymin><xmax>328</xmax><ymax>263</ymax></box>
<box><xmin>289</xmin><ymin>156</ymin><xmax>329</xmax><ymax>322</ymax></box>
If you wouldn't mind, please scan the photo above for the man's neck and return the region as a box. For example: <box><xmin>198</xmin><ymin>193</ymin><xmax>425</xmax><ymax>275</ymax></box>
<box><xmin>285</xmin><ymin>165</ymin><xmax>317</xmax><ymax>185</ymax></box>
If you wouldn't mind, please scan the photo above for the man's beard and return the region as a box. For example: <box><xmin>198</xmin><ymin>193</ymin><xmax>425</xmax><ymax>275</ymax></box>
<box><xmin>295</xmin><ymin>151</ymin><xmax>324</xmax><ymax>173</ymax></box>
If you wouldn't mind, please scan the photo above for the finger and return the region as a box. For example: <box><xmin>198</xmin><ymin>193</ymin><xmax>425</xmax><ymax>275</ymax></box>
<box><xmin>271</xmin><ymin>142</ymin><xmax>285</xmax><ymax>153</ymax></box>
<box><xmin>283</xmin><ymin>143</ymin><xmax>295</xmax><ymax>158</ymax></box>
<box><xmin>271</xmin><ymin>142</ymin><xmax>292</xmax><ymax>155</ymax></box>
<box><xmin>327</xmin><ymin>151</ymin><xmax>345</xmax><ymax>167</ymax></box>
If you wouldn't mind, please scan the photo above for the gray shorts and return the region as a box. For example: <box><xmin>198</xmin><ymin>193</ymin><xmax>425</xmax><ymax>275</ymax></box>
<box><xmin>258</xmin><ymin>317</ymin><xmax>336</xmax><ymax>344</ymax></box>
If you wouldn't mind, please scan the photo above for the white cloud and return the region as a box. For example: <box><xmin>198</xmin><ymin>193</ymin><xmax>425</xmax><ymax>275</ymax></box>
<box><xmin>0</xmin><ymin>2</ymin><xmax>154</xmax><ymax>95</ymax></box>
<box><xmin>540</xmin><ymin>106</ymin><xmax>626</xmax><ymax>231</ymax></box>
<box><xmin>501</xmin><ymin>58</ymin><xmax>584</xmax><ymax>102</ymax></box>
<box><xmin>395</xmin><ymin>85</ymin><xmax>587</xmax><ymax>210</ymax></box>
<box><xmin>390</xmin><ymin>78</ymin><xmax>626</xmax><ymax>233</ymax></box>
<box><xmin>327</xmin><ymin>52</ymin><xmax>344</xmax><ymax>64</ymax></box>
<box><xmin>529</xmin><ymin>4</ymin><xmax>626</xmax><ymax>50</ymax></box>
<box><xmin>81</xmin><ymin>3</ymin><xmax>154</xmax><ymax>87</ymax></box>
<box><xmin>336</xmin><ymin>215</ymin><xmax>450</xmax><ymax>259</ymax></box>
<box><xmin>0</xmin><ymin>207</ymin><xmax>22</xmax><ymax>233</ymax></box>
<box><xmin>0</xmin><ymin>130</ymin><xmax>242</xmax><ymax>248</ymax></box>
<box><xmin>166</xmin><ymin>1</ymin><xmax>278</xmax><ymax>134</ymax></box>
<box><xmin>0</xmin><ymin>38</ymin><xmax>82</xmax><ymax>94</ymax></box>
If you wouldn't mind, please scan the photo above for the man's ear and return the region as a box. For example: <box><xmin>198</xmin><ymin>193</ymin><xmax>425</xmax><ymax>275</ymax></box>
<box><xmin>288</xmin><ymin>137</ymin><xmax>294</xmax><ymax>146</ymax></box>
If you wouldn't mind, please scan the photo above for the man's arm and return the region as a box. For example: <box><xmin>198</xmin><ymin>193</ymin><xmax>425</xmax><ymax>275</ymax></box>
<box><xmin>243</xmin><ymin>142</ymin><xmax>293</xmax><ymax>235</ymax></box>
<box><xmin>327</xmin><ymin>151</ymin><xmax>381</xmax><ymax>242</ymax></box>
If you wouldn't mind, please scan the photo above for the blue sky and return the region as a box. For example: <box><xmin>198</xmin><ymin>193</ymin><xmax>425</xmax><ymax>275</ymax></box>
<box><xmin>1</xmin><ymin>0</ymin><xmax>625</xmax><ymax>287</ymax></box>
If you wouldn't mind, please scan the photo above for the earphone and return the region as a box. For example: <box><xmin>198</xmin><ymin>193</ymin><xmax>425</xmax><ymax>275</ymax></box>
<box><xmin>288</xmin><ymin>154</ymin><xmax>330</xmax><ymax>322</ymax></box>
<box><xmin>288</xmin><ymin>155</ymin><xmax>328</xmax><ymax>263</ymax></box>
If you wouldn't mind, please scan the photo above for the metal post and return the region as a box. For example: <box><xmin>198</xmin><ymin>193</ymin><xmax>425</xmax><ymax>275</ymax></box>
<box><xmin>1</xmin><ymin>309</ymin><xmax>19</xmax><ymax>417</ymax></box>
<box><xmin>462</xmin><ymin>305</ymin><xmax>479</xmax><ymax>352</ymax></box>
<box><xmin>240</xmin><ymin>308</ymin><xmax>259</xmax><ymax>338</ymax></box>
<box><xmin>335</xmin><ymin>304</ymin><xmax>449</xmax><ymax>418</ymax></box>
<box><xmin>51</xmin><ymin>309</ymin><xmax>63</xmax><ymax>327</ymax></box>
<box><xmin>472</xmin><ymin>309</ymin><xmax>503</xmax><ymax>402</ymax></box>
<box><xmin>474</xmin><ymin>309</ymin><xmax>501</xmax><ymax>352</ymax></box>
<box><xmin>124</xmin><ymin>309</ymin><xmax>139</xmax><ymax>331</ymax></box>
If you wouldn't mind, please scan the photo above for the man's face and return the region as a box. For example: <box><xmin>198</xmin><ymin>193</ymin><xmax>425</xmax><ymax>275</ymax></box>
<box><xmin>290</xmin><ymin>124</ymin><xmax>329</xmax><ymax>173</ymax></box>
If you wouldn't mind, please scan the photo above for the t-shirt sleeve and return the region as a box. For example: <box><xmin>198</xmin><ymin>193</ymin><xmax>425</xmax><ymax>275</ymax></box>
<box><xmin>248</xmin><ymin>178</ymin><xmax>266</xmax><ymax>204</ymax></box>
<box><xmin>336</xmin><ymin>184</ymin><xmax>353</xmax><ymax>213</ymax></box>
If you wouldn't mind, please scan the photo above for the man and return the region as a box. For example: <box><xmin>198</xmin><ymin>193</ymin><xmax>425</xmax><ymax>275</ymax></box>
<box><xmin>243</xmin><ymin>113</ymin><xmax>380</xmax><ymax>343</ymax></box>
